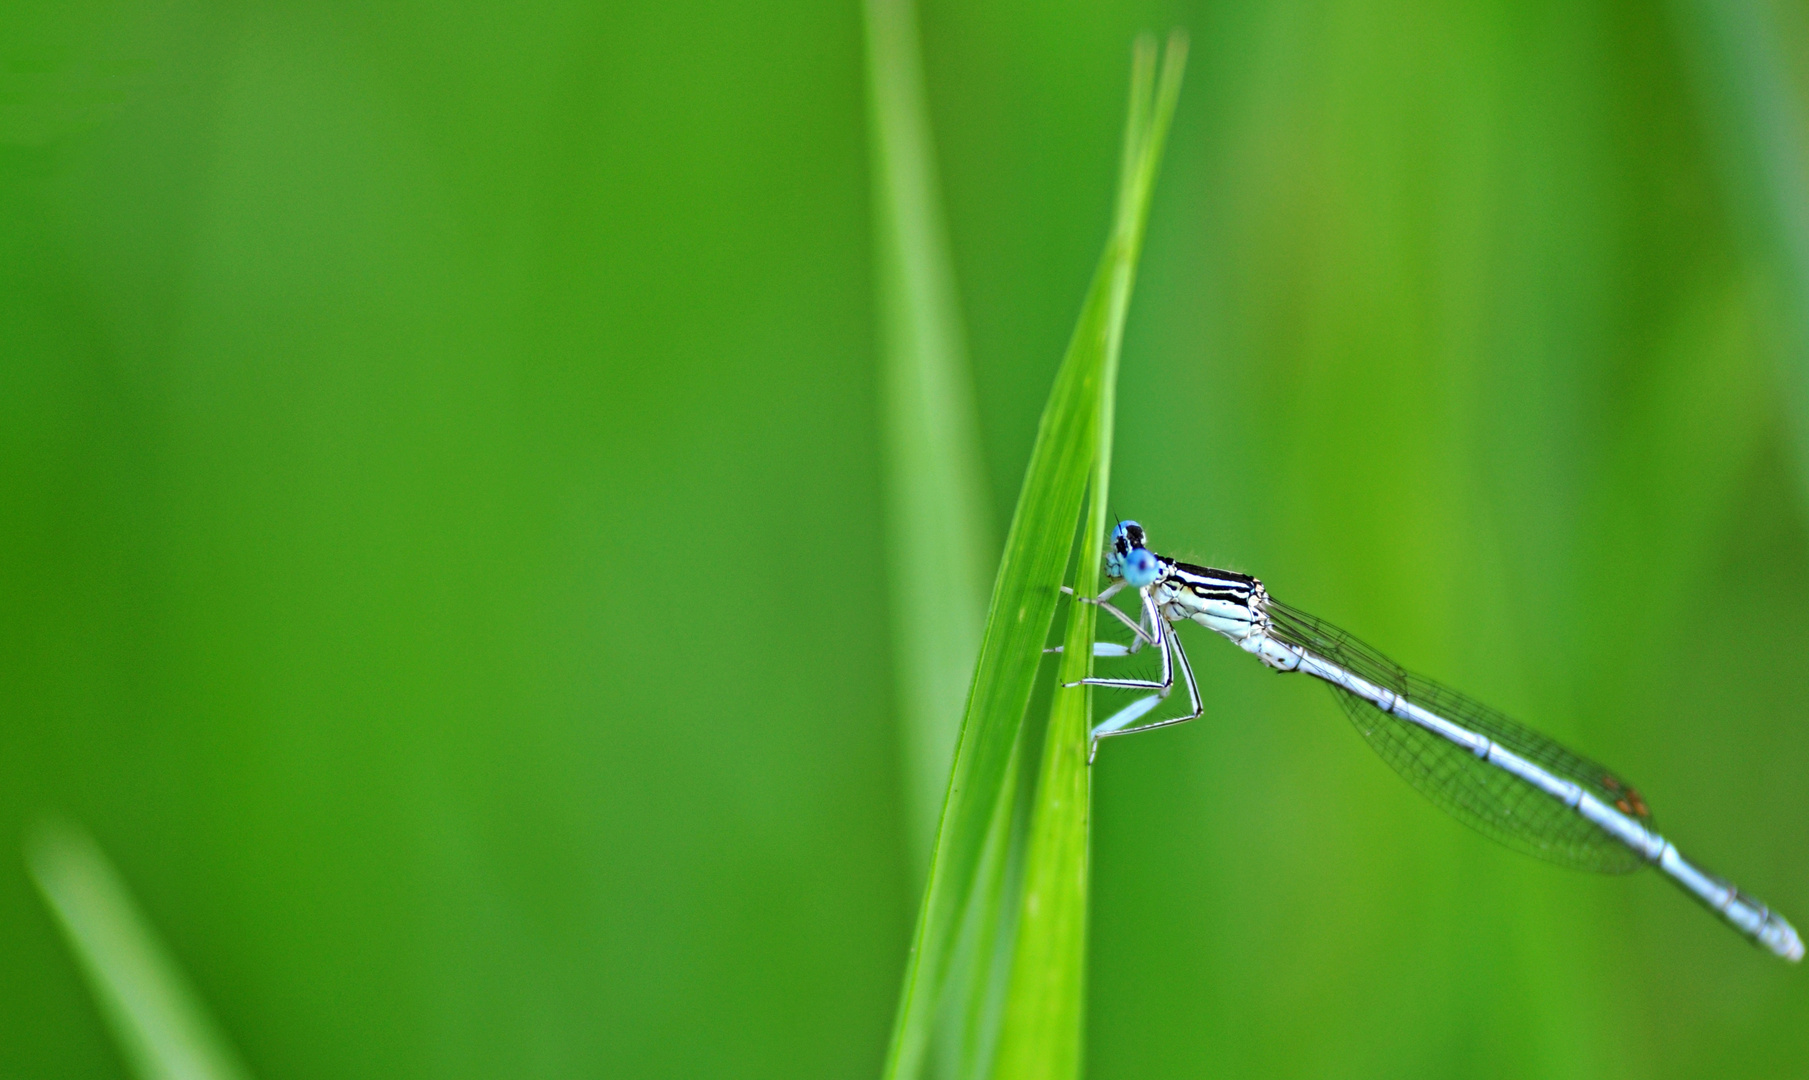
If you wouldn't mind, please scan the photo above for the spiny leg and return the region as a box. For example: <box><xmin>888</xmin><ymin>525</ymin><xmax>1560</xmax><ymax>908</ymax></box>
<box><xmin>1081</xmin><ymin>617</ymin><xmax>1177</xmax><ymax>761</ymax></box>
<box><xmin>1089</xmin><ymin>623</ymin><xmax>1203</xmax><ymax>762</ymax></box>
<box><xmin>1066</xmin><ymin>590</ymin><xmax>1171</xmax><ymax>692</ymax></box>
<box><xmin>1086</xmin><ymin>580</ymin><xmax>1129</xmax><ymax>603</ymax></box>
<box><xmin>1087</xmin><ymin>691</ymin><xmax>1166</xmax><ymax>757</ymax></box>
<box><xmin>1049</xmin><ymin>583</ymin><xmax>1156</xmax><ymax>653</ymax></box>
<box><xmin>1094</xmin><ymin>588</ymin><xmax>1155</xmax><ymax>650</ymax></box>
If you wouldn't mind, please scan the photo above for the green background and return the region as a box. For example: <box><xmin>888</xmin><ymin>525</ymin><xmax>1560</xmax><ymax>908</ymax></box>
<box><xmin>4</xmin><ymin>0</ymin><xmax>1806</xmax><ymax>1077</ymax></box>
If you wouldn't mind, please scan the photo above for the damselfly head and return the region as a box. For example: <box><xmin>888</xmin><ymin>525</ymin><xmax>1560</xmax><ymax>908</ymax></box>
<box><xmin>1106</xmin><ymin>521</ymin><xmax>1162</xmax><ymax>587</ymax></box>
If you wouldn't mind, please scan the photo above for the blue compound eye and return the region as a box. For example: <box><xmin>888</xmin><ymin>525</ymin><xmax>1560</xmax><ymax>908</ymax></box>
<box><xmin>1121</xmin><ymin>547</ymin><xmax>1161</xmax><ymax>587</ymax></box>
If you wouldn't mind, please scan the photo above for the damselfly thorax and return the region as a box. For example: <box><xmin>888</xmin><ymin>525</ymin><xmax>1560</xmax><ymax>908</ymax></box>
<box><xmin>1150</xmin><ymin>560</ymin><xmax>1267</xmax><ymax>643</ymax></box>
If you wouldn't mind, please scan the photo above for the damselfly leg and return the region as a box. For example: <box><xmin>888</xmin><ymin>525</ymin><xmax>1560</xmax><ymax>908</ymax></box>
<box><xmin>1047</xmin><ymin>583</ymin><xmax>1157</xmax><ymax>656</ymax></box>
<box><xmin>1089</xmin><ymin>618</ymin><xmax>1201</xmax><ymax>760</ymax></box>
<box><xmin>1059</xmin><ymin>587</ymin><xmax>1205</xmax><ymax>761</ymax></box>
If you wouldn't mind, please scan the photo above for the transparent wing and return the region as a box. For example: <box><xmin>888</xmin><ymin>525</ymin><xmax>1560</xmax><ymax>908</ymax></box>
<box><xmin>1266</xmin><ymin>600</ymin><xmax>1653</xmax><ymax>874</ymax></box>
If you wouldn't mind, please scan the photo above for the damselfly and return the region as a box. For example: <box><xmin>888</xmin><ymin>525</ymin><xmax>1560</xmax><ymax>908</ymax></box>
<box><xmin>1063</xmin><ymin>520</ymin><xmax>1803</xmax><ymax>962</ymax></box>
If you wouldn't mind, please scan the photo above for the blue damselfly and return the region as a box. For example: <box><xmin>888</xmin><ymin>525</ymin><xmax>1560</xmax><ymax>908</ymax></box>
<box><xmin>1064</xmin><ymin>521</ymin><xmax>1801</xmax><ymax>961</ymax></box>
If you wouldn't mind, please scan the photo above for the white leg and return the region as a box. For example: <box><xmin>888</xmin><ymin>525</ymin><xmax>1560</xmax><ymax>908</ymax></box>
<box><xmin>1067</xmin><ymin>591</ymin><xmax>1171</xmax><ymax>691</ymax></box>
<box><xmin>1089</xmin><ymin>625</ymin><xmax>1204</xmax><ymax>763</ymax></box>
<box><xmin>1087</xmin><ymin>693</ymin><xmax>1166</xmax><ymax>742</ymax></box>
<box><xmin>1045</xmin><ymin>640</ymin><xmax>1139</xmax><ymax>657</ymax></box>
<box><xmin>1062</xmin><ymin>581</ymin><xmax>1152</xmax><ymax>644</ymax></box>
<box><xmin>1047</xmin><ymin>584</ymin><xmax>1156</xmax><ymax>654</ymax></box>
<box><xmin>1097</xmin><ymin>596</ymin><xmax>1156</xmax><ymax>650</ymax></box>
<box><xmin>1065</xmin><ymin>581</ymin><xmax>1128</xmax><ymax>603</ymax></box>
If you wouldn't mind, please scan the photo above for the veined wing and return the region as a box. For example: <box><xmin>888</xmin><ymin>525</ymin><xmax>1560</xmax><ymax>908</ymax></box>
<box><xmin>1266</xmin><ymin>600</ymin><xmax>1652</xmax><ymax>873</ymax></box>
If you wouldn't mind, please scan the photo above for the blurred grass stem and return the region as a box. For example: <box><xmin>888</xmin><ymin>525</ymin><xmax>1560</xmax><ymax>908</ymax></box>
<box><xmin>27</xmin><ymin>820</ymin><xmax>254</xmax><ymax>1080</ymax></box>
<box><xmin>862</xmin><ymin>0</ymin><xmax>996</xmax><ymax>875</ymax></box>
<box><xmin>1673</xmin><ymin>0</ymin><xmax>1809</xmax><ymax>491</ymax></box>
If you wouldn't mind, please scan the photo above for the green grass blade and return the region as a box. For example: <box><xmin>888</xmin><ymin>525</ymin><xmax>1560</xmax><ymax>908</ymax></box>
<box><xmin>878</xmin><ymin>247</ymin><xmax>1100</xmax><ymax>1080</ymax></box>
<box><xmin>943</xmin><ymin>725</ymin><xmax>1031</xmax><ymax>1080</ymax></box>
<box><xmin>878</xmin><ymin>36</ymin><xmax>1186</xmax><ymax>1078</ymax></box>
<box><xmin>990</xmin><ymin>33</ymin><xmax>1187</xmax><ymax>1080</ymax></box>
<box><xmin>862</xmin><ymin>0</ymin><xmax>997</xmax><ymax>873</ymax></box>
<box><xmin>1671</xmin><ymin>0</ymin><xmax>1809</xmax><ymax>491</ymax></box>
<box><xmin>26</xmin><ymin>820</ymin><xmax>254</xmax><ymax>1080</ymax></box>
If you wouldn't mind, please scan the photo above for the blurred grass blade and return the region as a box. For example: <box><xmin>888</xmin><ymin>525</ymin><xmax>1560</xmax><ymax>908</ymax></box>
<box><xmin>26</xmin><ymin>820</ymin><xmax>254</xmax><ymax>1080</ymax></box>
<box><xmin>991</xmin><ymin>33</ymin><xmax>1187</xmax><ymax>1080</ymax></box>
<box><xmin>862</xmin><ymin>0</ymin><xmax>997</xmax><ymax>873</ymax></box>
<box><xmin>1671</xmin><ymin>0</ymin><xmax>1809</xmax><ymax>491</ymax></box>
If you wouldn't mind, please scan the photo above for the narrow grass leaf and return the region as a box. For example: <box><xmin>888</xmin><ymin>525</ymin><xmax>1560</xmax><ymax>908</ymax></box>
<box><xmin>862</xmin><ymin>0</ymin><xmax>997</xmax><ymax>874</ymax></box>
<box><xmin>1670</xmin><ymin>0</ymin><xmax>1809</xmax><ymax>496</ymax></box>
<box><xmin>26</xmin><ymin>820</ymin><xmax>254</xmax><ymax>1080</ymax></box>
<box><xmin>942</xmin><ymin>728</ymin><xmax>1030</xmax><ymax>1079</ymax></box>
<box><xmin>991</xmin><ymin>33</ymin><xmax>1187</xmax><ymax>1080</ymax></box>
<box><xmin>878</xmin><ymin>37</ymin><xmax>1186</xmax><ymax>1079</ymax></box>
<box><xmin>879</xmin><ymin>231</ymin><xmax>1105</xmax><ymax>1080</ymax></box>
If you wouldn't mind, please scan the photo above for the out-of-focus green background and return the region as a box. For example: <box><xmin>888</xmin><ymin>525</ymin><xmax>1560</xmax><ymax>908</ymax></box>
<box><xmin>5</xmin><ymin>0</ymin><xmax>1806</xmax><ymax>1077</ymax></box>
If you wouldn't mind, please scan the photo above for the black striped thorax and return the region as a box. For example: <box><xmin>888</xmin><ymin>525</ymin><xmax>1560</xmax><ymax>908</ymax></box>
<box><xmin>1152</xmin><ymin>559</ymin><xmax>1268</xmax><ymax>623</ymax></box>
